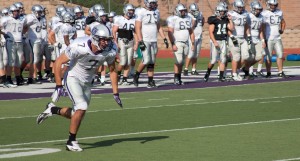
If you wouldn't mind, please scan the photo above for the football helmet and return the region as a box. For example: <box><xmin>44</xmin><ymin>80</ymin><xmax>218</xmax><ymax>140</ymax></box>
<box><xmin>9</xmin><ymin>4</ymin><xmax>19</xmax><ymax>18</ymax></box>
<box><xmin>218</xmin><ymin>1</ymin><xmax>228</xmax><ymax>10</ymax></box>
<box><xmin>175</xmin><ymin>3</ymin><xmax>187</xmax><ymax>18</ymax></box>
<box><xmin>266</xmin><ymin>0</ymin><xmax>278</xmax><ymax>11</ymax></box>
<box><xmin>93</xmin><ymin>4</ymin><xmax>105</xmax><ymax>12</ymax></box>
<box><xmin>62</xmin><ymin>12</ymin><xmax>75</xmax><ymax>23</ymax></box>
<box><xmin>91</xmin><ymin>24</ymin><xmax>113</xmax><ymax>51</ymax></box>
<box><xmin>215</xmin><ymin>4</ymin><xmax>227</xmax><ymax>18</ymax></box>
<box><xmin>250</xmin><ymin>1</ymin><xmax>263</xmax><ymax>16</ymax></box>
<box><xmin>32</xmin><ymin>5</ymin><xmax>43</xmax><ymax>18</ymax></box>
<box><xmin>1</xmin><ymin>8</ymin><xmax>9</xmax><ymax>16</ymax></box>
<box><xmin>233</xmin><ymin>0</ymin><xmax>245</xmax><ymax>14</ymax></box>
<box><xmin>144</xmin><ymin>0</ymin><xmax>157</xmax><ymax>10</ymax></box>
<box><xmin>56</xmin><ymin>5</ymin><xmax>66</xmax><ymax>17</ymax></box>
<box><xmin>88</xmin><ymin>7</ymin><xmax>94</xmax><ymax>16</ymax></box>
<box><xmin>123</xmin><ymin>4</ymin><xmax>135</xmax><ymax>18</ymax></box>
<box><xmin>189</xmin><ymin>3</ymin><xmax>199</xmax><ymax>17</ymax></box>
<box><xmin>74</xmin><ymin>5</ymin><xmax>84</xmax><ymax>19</ymax></box>
<box><xmin>14</xmin><ymin>2</ymin><xmax>24</xmax><ymax>14</ymax></box>
<box><xmin>95</xmin><ymin>10</ymin><xmax>107</xmax><ymax>23</ymax></box>
<box><xmin>108</xmin><ymin>11</ymin><xmax>116</xmax><ymax>18</ymax></box>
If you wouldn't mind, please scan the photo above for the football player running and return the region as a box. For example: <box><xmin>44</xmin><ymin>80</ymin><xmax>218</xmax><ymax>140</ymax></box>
<box><xmin>203</xmin><ymin>4</ymin><xmax>234</xmax><ymax>82</ymax></box>
<box><xmin>247</xmin><ymin>1</ymin><xmax>266</xmax><ymax>77</ymax></box>
<box><xmin>183</xmin><ymin>3</ymin><xmax>204</xmax><ymax>76</ymax></box>
<box><xmin>113</xmin><ymin>4</ymin><xmax>137</xmax><ymax>85</ymax></box>
<box><xmin>37</xmin><ymin>24</ymin><xmax>122</xmax><ymax>152</ymax></box>
<box><xmin>133</xmin><ymin>0</ymin><xmax>169</xmax><ymax>88</ymax></box>
<box><xmin>261</xmin><ymin>0</ymin><xmax>286</xmax><ymax>78</ymax></box>
<box><xmin>227</xmin><ymin>0</ymin><xmax>252</xmax><ymax>81</ymax></box>
<box><xmin>167</xmin><ymin>3</ymin><xmax>195</xmax><ymax>85</ymax></box>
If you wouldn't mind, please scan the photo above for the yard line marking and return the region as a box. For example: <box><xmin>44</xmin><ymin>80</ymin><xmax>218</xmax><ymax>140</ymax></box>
<box><xmin>92</xmin><ymin>97</ymin><xmax>102</xmax><ymax>98</ymax></box>
<box><xmin>1</xmin><ymin>95</ymin><xmax>300</xmax><ymax>120</ymax></box>
<box><xmin>259</xmin><ymin>101</ymin><xmax>282</xmax><ymax>104</ymax></box>
<box><xmin>1</xmin><ymin>117</ymin><xmax>300</xmax><ymax>148</ymax></box>
<box><xmin>274</xmin><ymin>157</ymin><xmax>300</xmax><ymax>161</ymax></box>
<box><xmin>148</xmin><ymin>98</ymin><xmax>169</xmax><ymax>101</ymax></box>
<box><xmin>182</xmin><ymin>99</ymin><xmax>205</xmax><ymax>102</ymax></box>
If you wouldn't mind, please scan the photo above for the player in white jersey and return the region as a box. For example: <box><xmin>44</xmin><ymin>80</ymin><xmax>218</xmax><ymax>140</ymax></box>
<box><xmin>228</xmin><ymin>0</ymin><xmax>252</xmax><ymax>81</ymax></box>
<box><xmin>113</xmin><ymin>4</ymin><xmax>136</xmax><ymax>85</ymax></box>
<box><xmin>247</xmin><ymin>1</ymin><xmax>266</xmax><ymax>77</ymax></box>
<box><xmin>0</xmin><ymin>4</ymin><xmax>24</xmax><ymax>88</ymax></box>
<box><xmin>133</xmin><ymin>0</ymin><xmax>169</xmax><ymax>88</ymax></box>
<box><xmin>37</xmin><ymin>24</ymin><xmax>122</xmax><ymax>151</ymax></box>
<box><xmin>168</xmin><ymin>3</ymin><xmax>195</xmax><ymax>85</ymax></box>
<box><xmin>58</xmin><ymin>13</ymin><xmax>77</xmax><ymax>52</ymax></box>
<box><xmin>261</xmin><ymin>0</ymin><xmax>286</xmax><ymax>78</ymax></box>
<box><xmin>0</xmin><ymin>8</ymin><xmax>9</xmax><ymax>85</ymax></box>
<box><xmin>74</xmin><ymin>6</ymin><xmax>86</xmax><ymax>38</ymax></box>
<box><xmin>23</xmin><ymin>5</ymin><xmax>44</xmax><ymax>84</ymax></box>
<box><xmin>183</xmin><ymin>3</ymin><xmax>204</xmax><ymax>76</ymax></box>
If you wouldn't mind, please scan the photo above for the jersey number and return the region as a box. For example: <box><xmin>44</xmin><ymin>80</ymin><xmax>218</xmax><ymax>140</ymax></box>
<box><xmin>86</xmin><ymin>60</ymin><xmax>99</xmax><ymax>70</ymax></box>
<box><xmin>75</xmin><ymin>21</ymin><xmax>86</xmax><ymax>30</ymax></box>
<box><xmin>236</xmin><ymin>18</ymin><xmax>246</xmax><ymax>26</ymax></box>
<box><xmin>216</xmin><ymin>24</ymin><xmax>227</xmax><ymax>35</ymax></box>
<box><xmin>179</xmin><ymin>21</ymin><xmax>191</xmax><ymax>30</ymax></box>
<box><xmin>146</xmin><ymin>14</ymin><xmax>157</xmax><ymax>24</ymax></box>
<box><xmin>36</xmin><ymin>26</ymin><xmax>42</xmax><ymax>33</ymax></box>
<box><xmin>251</xmin><ymin>20</ymin><xmax>261</xmax><ymax>30</ymax></box>
<box><xmin>122</xmin><ymin>23</ymin><xmax>134</xmax><ymax>30</ymax></box>
<box><xmin>12</xmin><ymin>23</ymin><xmax>22</xmax><ymax>33</ymax></box>
<box><xmin>270</xmin><ymin>15</ymin><xmax>281</xmax><ymax>24</ymax></box>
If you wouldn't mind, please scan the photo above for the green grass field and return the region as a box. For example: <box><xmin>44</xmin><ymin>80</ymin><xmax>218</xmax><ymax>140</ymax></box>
<box><xmin>1</xmin><ymin>78</ymin><xmax>300</xmax><ymax>160</ymax></box>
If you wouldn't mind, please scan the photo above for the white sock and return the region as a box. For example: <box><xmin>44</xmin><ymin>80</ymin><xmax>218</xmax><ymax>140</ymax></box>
<box><xmin>192</xmin><ymin>68</ymin><xmax>196</xmax><ymax>72</ymax></box>
<box><xmin>257</xmin><ymin>63</ymin><xmax>263</xmax><ymax>72</ymax></box>
<box><xmin>217</xmin><ymin>67</ymin><xmax>220</xmax><ymax>75</ymax></box>
<box><xmin>100</xmin><ymin>76</ymin><xmax>105</xmax><ymax>83</ymax></box>
<box><xmin>278</xmin><ymin>71</ymin><xmax>282</xmax><ymax>74</ymax></box>
<box><xmin>249</xmin><ymin>66</ymin><xmax>254</xmax><ymax>74</ymax></box>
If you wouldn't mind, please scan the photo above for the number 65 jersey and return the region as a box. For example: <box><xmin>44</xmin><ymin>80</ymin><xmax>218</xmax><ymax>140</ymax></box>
<box><xmin>65</xmin><ymin>37</ymin><xmax>116</xmax><ymax>83</ymax></box>
<box><xmin>167</xmin><ymin>15</ymin><xmax>192</xmax><ymax>42</ymax></box>
<box><xmin>261</xmin><ymin>9</ymin><xmax>283</xmax><ymax>40</ymax></box>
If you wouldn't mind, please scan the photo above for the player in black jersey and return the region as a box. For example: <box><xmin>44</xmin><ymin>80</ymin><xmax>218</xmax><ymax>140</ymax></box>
<box><xmin>203</xmin><ymin>4</ymin><xmax>234</xmax><ymax>82</ymax></box>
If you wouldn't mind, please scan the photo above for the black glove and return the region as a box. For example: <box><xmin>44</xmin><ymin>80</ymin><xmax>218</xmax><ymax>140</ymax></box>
<box><xmin>3</xmin><ymin>34</ymin><xmax>10</xmax><ymax>39</ymax></box>
<box><xmin>113</xmin><ymin>93</ymin><xmax>123</xmax><ymax>108</ymax></box>
<box><xmin>279</xmin><ymin>29</ymin><xmax>284</xmax><ymax>34</ymax></box>
<box><xmin>246</xmin><ymin>36</ymin><xmax>252</xmax><ymax>45</ymax></box>
<box><xmin>139</xmin><ymin>40</ymin><xmax>146</xmax><ymax>51</ymax></box>
<box><xmin>58</xmin><ymin>43</ymin><xmax>62</xmax><ymax>49</ymax></box>
<box><xmin>163</xmin><ymin>38</ymin><xmax>169</xmax><ymax>48</ymax></box>
<box><xmin>230</xmin><ymin>36</ymin><xmax>238</xmax><ymax>45</ymax></box>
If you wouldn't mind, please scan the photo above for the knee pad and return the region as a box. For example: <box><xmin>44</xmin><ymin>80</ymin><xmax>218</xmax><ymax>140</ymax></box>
<box><xmin>147</xmin><ymin>64</ymin><xmax>154</xmax><ymax>70</ymax></box>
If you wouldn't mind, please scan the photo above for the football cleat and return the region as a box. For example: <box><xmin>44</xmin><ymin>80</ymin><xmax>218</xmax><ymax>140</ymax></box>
<box><xmin>174</xmin><ymin>79</ymin><xmax>184</xmax><ymax>85</ymax></box>
<box><xmin>232</xmin><ymin>74</ymin><xmax>243</xmax><ymax>81</ymax></box>
<box><xmin>191</xmin><ymin>70</ymin><xmax>200</xmax><ymax>75</ymax></box>
<box><xmin>66</xmin><ymin>141</ymin><xmax>83</xmax><ymax>152</ymax></box>
<box><xmin>120</xmin><ymin>79</ymin><xmax>130</xmax><ymax>85</ymax></box>
<box><xmin>27</xmin><ymin>78</ymin><xmax>42</xmax><ymax>84</ymax></box>
<box><xmin>133</xmin><ymin>75</ymin><xmax>139</xmax><ymax>87</ymax></box>
<box><xmin>3</xmin><ymin>81</ymin><xmax>17</xmax><ymax>88</ymax></box>
<box><xmin>218</xmin><ymin>77</ymin><xmax>226</xmax><ymax>82</ymax></box>
<box><xmin>203</xmin><ymin>73</ymin><xmax>210</xmax><ymax>82</ymax></box>
<box><xmin>183</xmin><ymin>69</ymin><xmax>188</xmax><ymax>76</ymax></box>
<box><xmin>265</xmin><ymin>72</ymin><xmax>272</xmax><ymax>78</ymax></box>
<box><xmin>147</xmin><ymin>80</ymin><xmax>158</xmax><ymax>88</ymax></box>
<box><xmin>36</xmin><ymin>102</ymin><xmax>55</xmax><ymax>124</ymax></box>
<box><xmin>278</xmin><ymin>72</ymin><xmax>288</xmax><ymax>78</ymax></box>
<box><xmin>256</xmin><ymin>71</ymin><xmax>265</xmax><ymax>77</ymax></box>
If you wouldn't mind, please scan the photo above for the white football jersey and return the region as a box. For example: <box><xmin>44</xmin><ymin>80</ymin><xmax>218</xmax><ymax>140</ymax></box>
<box><xmin>52</xmin><ymin>22</ymin><xmax>64</xmax><ymax>44</ymax></box>
<box><xmin>114</xmin><ymin>15</ymin><xmax>135</xmax><ymax>39</ymax></box>
<box><xmin>0</xmin><ymin>16</ymin><xmax>24</xmax><ymax>42</ymax></box>
<box><xmin>60</xmin><ymin>23</ymin><xmax>77</xmax><ymax>43</ymax></box>
<box><xmin>74</xmin><ymin>16</ymin><xmax>86</xmax><ymax>37</ymax></box>
<box><xmin>41</xmin><ymin>16</ymin><xmax>48</xmax><ymax>42</ymax></box>
<box><xmin>88</xmin><ymin>21</ymin><xmax>100</xmax><ymax>32</ymax></box>
<box><xmin>65</xmin><ymin>37</ymin><xmax>117</xmax><ymax>83</ymax></box>
<box><xmin>49</xmin><ymin>16</ymin><xmax>61</xmax><ymax>30</ymax></box>
<box><xmin>135</xmin><ymin>7</ymin><xmax>160</xmax><ymax>42</ymax></box>
<box><xmin>24</xmin><ymin>14</ymin><xmax>43</xmax><ymax>42</ymax></box>
<box><xmin>228</xmin><ymin>10</ymin><xmax>250</xmax><ymax>38</ymax></box>
<box><xmin>261</xmin><ymin>9</ymin><xmax>283</xmax><ymax>40</ymax></box>
<box><xmin>188</xmin><ymin>12</ymin><xmax>203</xmax><ymax>39</ymax></box>
<box><xmin>168</xmin><ymin>15</ymin><xmax>192</xmax><ymax>42</ymax></box>
<box><xmin>248</xmin><ymin>13</ymin><xmax>264</xmax><ymax>43</ymax></box>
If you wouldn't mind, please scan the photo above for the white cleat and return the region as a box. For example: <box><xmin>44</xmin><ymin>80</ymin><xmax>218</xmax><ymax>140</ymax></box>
<box><xmin>232</xmin><ymin>74</ymin><xmax>243</xmax><ymax>81</ymax></box>
<box><xmin>36</xmin><ymin>102</ymin><xmax>55</xmax><ymax>124</ymax></box>
<box><xmin>3</xmin><ymin>82</ymin><xmax>17</xmax><ymax>88</ymax></box>
<box><xmin>66</xmin><ymin>141</ymin><xmax>83</xmax><ymax>152</ymax></box>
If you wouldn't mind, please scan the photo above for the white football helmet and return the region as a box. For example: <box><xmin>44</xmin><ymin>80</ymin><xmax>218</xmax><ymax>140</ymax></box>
<box><xmin>9</xmin><ymin>4</ymin><xmax>19</xmax><ymax>17</ymax></box>
<box><xmin>144</xmin><ymin>0</ymin><xmax>157</xmax><ymax>10</ymax></box>
<box><xmin>14</xmin><ymin>2</ymin><xmax>24</xmax><ymax>14</ymax></box>
<box><xmin>250</xmin><ymin>1</ymin><xmax>263</xmax><ymax>15</ymax></box>
<box><xmin>93</xmin><ymin>4</ymin><xmax>105</xmax><ymax>12</ymax></box>
<box><xmin>88</xmin><ymin>7</ymin><xmax>94</xmax><ymax>16</ymax></box>
<box><xmin>56</xmin><ymin>5</ymin><xmax>66</xmax><ymax>17</ymax></box>
<box><xmin>32</xmin><ymin>5</ymin><xmax>43</xmax><ymax>18</ymax></box>
<box><xmin>215</xmin><ymin>4</ymin><xmax>227</xmax><ymax>18</ymax></box>
<box><xmin>74</xmin><ymin>5</ymin><xmax>84</xmax><ymax>18</ymax></box>
<box><xmin>95</xmin><ymin>10</ymin><xmax>107</xmax><ymax>23</ymax></box>
<box><xmin>1</xmin><ymin>8</ymin><xmax>9</xmax><ymax>16</ymax></box>
<box><xmin>233</xmin><ymin>0</ymin><xmax>245</xmax><ymax>14</ymax></box>
<box><xmin>108</xmin><ymin>11</ymin><xmax>116</xmax><ymax>18</ymax></box>
<box><xmin>218</xmin><ymin>1</ymin><xmax>228</xmax><ymax>10</ymax></box>
<box><xmin>266</xmin><ymin>0</ymin><xmax>278</xmax><ymax>11</ymax></box>
<box><xmin>91</xmin><ymin>24</ymin><xmax>113</xmax><ymax>51</ymax></box>
<box><xmin>175</xmin><ymin>3</ymin><xmax>187</xmax><ymax>18</ymax></box>
<box><xmin>123</xmin><ymin>4</ymin><xmax>135</xmax><ymax>18</ymax></box>
<box><xmin>189</xmin><ymin>3</ymin><xmax>199</xmax><ymax>17</ymax></box>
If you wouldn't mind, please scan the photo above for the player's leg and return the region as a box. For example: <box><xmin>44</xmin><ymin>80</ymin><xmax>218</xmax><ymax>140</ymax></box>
<box><xmin>274</xmin><ymin>39</ymin><xmax>285</xmax><ymax>77</ymax></box>
<box><xmin>146</xmin><ymin>42</ymin><xmax>158</xmax><ymax>88</ymax></box>
<box><xmin>204</xmin><ymin>41</ymin><xmax>219</xmax><ymax>82</ymax></box>
<box><xmin>265</xmin><ymin>39</ymin><xmax>274</xmax><ymax>78</ymax></box>
<box><xmin>191</xmin><ymin>38</ymin><xmax>202</xmax><ymax>75</ymax></box>
<box><xmin>228</xmin><ymin>38</ymin><xmax>242</xmax><ymax>81</ymax></box>
<box><xmin>173</xmin><ymin>42</ymin><xmax>185</xmax><ymax>85</ymax></box>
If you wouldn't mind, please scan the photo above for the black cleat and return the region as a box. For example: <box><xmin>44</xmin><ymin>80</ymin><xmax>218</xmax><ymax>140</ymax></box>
<box><xmin>191</xmin><ymin>70</ymin><xmax>200</xmax><ymax>75</ymax></box>
<box><xmin>147</xmin><ymin>80</ymin><xmax>158</xmax><ymax>88</ymax></box>
<box><xmin>278</xmin><ymin>72</ymin><xmax>288</xmax><ymax>78</ymax></box>
<box><xmin>133</xmin><ymin>74</ymin><xmax>139</xmax><ymax>87</ymax></box>
<box><xmin>204</xmin><ymin>73</ymin><xmax>210</xmax><ymax>82</ymax></box>
<box><xmin>183</xmin><ymin>69</ymin><xmax>188</xmax><ymax>76</ymax></box>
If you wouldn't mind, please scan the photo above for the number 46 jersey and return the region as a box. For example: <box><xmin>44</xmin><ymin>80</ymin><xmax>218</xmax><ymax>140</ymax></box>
<box><xmin>65</xmin><ymin>37</ymin><xmax>117</xmax><ymax>83</ymax></box>
<box><xmin>207</xmin><ymin>15</ymin><xmax>229</xmax><ymax>41</ymax></box>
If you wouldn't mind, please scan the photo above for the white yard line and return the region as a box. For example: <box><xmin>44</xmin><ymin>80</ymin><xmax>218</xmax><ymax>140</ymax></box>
<box><xmin>1</xmin><ymin>95</ymin><xmax>300</xmax><ymax>120</ymax></box>
<box><xmin>1</xmin><ymin>117</ymin><xmax>300</xmax><ymax>148</ymax></box>
<box><xmin>182</xmin><ymin>99</ymin><xmax>205</xmax><ymax>102</ymax></box>
<box><xmin>148</xmin><ymin>98</ymin><xmax>169</xmax><ymax>101</ymax></box>
<box><xmin>259</xmin><ymin>101</ymin><xmax>282</xmax><ymax>104</ymax></box>
<box><xmin>274</xmin><ymin>157</ymin><xmax>300</xmax><ymax>161</ymax></box>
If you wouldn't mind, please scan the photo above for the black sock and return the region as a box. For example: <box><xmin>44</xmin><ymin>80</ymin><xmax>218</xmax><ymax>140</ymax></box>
<box><xmin>123</xmin><ymin>77</ymin><xmax>127</xmax><ymax>81</ymax></box>
<box><xmin>68</xmin><ymin>132</ymin><xmax>76</xmax><ymax>143</ymax></box>
<box><xmin>1</xmin><ymin>75</ymin><xmax>6</xmax><ymax>82</ymax></box>
<box><xmin>174</xmin><ymin>73</ymin><xmax>179</xmax><ymax>79</ymax></box>
<box><xmin>51</xmin><ymin>107</ymin><xmax>61</xmax><ymax>115</ymax></box>
<box><xmin>45</xmin><ymin>70</ymin><xmax>50</xmax><ymax>75</ymax></box>
<box><xmin>219</xmin><ymin>71</ymin><xmax>224</xmax><ymax>79</ymax></box>
<box><xmin>37</xmin><ymin>72</ymin><xmax>42</xmax><ymax>77</ymax></box>
<box><xmin>207</xmin><ymin>68</ymin><xmax>212</xmax><ymax>74</ymax></box>
<box><xmin>6</xmin><ymin>76</ymin><xmax>12</xmax><ymax>82</ymax></box>
<box><xmin>148</xmin><ymin>76</ymin><xmax>153</xmax><ymax>83</ymax></box>
<box><xmin>117</xmin><ymin>71</ymin><xmax>121</xmax><ymax>76</ymax></box>
<box><xmin>244</xmin><ymin>70</ymin><xmax>249</xmax><ymax>76</ymax></box>
<box><xmin>135</xmin><ymin>71</ymin><xmax>140</xmax><ymax>76</ymax></box>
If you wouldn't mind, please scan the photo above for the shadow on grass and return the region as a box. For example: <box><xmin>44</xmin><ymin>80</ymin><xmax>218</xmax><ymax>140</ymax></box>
<box><xmin>81</xmin><ymin>136</ymin><xmax>169</xmax><ymax>150</ymax></box>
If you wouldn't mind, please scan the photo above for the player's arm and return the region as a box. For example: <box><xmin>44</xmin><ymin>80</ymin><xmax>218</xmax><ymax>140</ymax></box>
<box><xmin>135</xmin><ymin>20</ymin><xmax>142</xmax><ymax>42</ymax></box>
<box><xmin>167</xmin><ymin>26</ymin><xmax>176</xmax><ymax>51</ymax></box>
<box><xmin>209</xmin><ymin>23</ymin><xmax>219</xmax><ymax>47</ymax></box>
<box><xmin>63</xmin><ymin>34</ymin><xmax>70</xmax><ymax>46</ymax></box>
<box><xmin>48</xmin><ymin>30</ymin><xmax>56</xmax><ymax>45</ymax></box>
<box><xmin>280</xmin><ymin>18</ymin><xmax>286</xmax><ymax>34</ymax></box>
<box><xmin>227</xmin><ymin>13</ymin><xmax>234</xmax><ymax>32</ymax></box>
<box><xmin>259</xmin><ymin>23</ymin><xmax>266</xmax><ymax>48</ymax></box>
<box><xmin>189</xmin><ymin>28</ymin><xmax>195</xmax><ymax>51</ymax></box>
<box><xmin>54</xmin><ymin>53</ymin><xmax>70</xmax><ymax>86</ymax></box>
<box><xmin>133</xmin><ymin>30</ymin><xmax>138</xmax><ymax>51</ymax></box>
<box><xmin>85</xmin><ymin>25</ymin><xmax>91</xmax><ymax>36</ymax></box>
<box><xmin>108</xmin><ymin>61</ymin><xmax>119</xmax><ymax>94</ymax></box>
<box><xmin>112</xmin><ymin>24</ymin><xmax>119</xmax><ymax>44</ymax></box>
